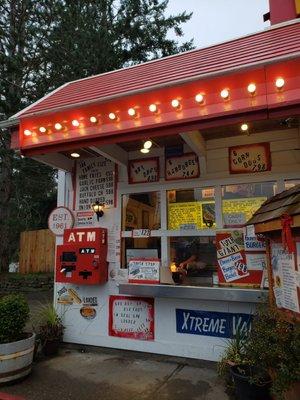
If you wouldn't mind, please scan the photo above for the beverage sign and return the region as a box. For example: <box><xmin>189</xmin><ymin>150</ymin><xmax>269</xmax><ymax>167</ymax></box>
<box><xmin>128</xmin><ymin>258</ymin><xmax>160</xmax><ymax>284</ymax></box>
<box><xmin>165</xmin><ymin>153</ymin><xmax>199</xmax><ymax>181</ymax></box>
<box><xmin>109</xmin><ymin>296</ymin><xmax>154</xmax><ymax>340</ymax></box>
<box><xmin>48</xmin><ymin>206</ymin><xmax>74</xmax><ymax>236</ymax></box>
<box><xmin>75</xmin><ymin>156</ymin><xmax>116</xmax><ymax>211</ymax></box>
<box><xmin>229</xmin><ymin>142</ymin><xmax>271</xmax><ymax>174</ymax></box>
<box><xmin>176</xmin><ymin>309</ymin><xmax>252</xmax><ymax>338</ymax></box>
<box><xmin>128</xmin><ymin>157</ymin><xmax>159</xmax><ymax>184</ymax></box>
<box><xmin>75</xmin><ymin>210</ymin><xmax>94</xmax><ymax>227</ymax></box>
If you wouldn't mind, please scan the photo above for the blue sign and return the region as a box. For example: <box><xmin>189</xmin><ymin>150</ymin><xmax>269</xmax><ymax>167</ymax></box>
<box><xmin>176</xmin><ymin>309</ymin><xmax>252</xmax><ymax>338</ymax></box>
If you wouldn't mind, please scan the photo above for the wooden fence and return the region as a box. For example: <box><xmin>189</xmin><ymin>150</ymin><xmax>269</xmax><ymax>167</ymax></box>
<box><xmin>19</xmin><ymin>229</ymin><xmax>55</xmax><ymax>274</ymax></box>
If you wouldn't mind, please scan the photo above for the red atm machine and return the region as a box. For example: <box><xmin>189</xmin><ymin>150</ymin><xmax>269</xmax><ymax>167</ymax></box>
<box><xmin>56</xmin><ymin>227</ymin><xmax>108</xmax><ymax>285</ymax></box>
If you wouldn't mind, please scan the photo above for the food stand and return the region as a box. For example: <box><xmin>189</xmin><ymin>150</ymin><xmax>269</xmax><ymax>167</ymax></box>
<box><xmin>3</xmin><ymin>4</ymin><xmax>300</xmax><ymax>361</ymax></box>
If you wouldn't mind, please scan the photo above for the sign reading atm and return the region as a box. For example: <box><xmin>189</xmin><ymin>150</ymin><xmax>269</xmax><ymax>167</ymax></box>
<box><xmin>176</xmin><ymin>309</ymin><xmax>252</xmax><ymax>338</ymax></box>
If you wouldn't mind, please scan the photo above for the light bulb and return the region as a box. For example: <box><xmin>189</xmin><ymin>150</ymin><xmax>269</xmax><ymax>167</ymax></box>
<box><xmin>24</xmin><ymin>129</ymin><xmax>32</xmax><ymax>136</ymax></box>
<box><xmin>144</xmin><ymin>140</ymin><xmax>152</xmax><ymax>149</ymax></box>
<box><xmin>247</xmin><ymin>83</ymin><xmax>256</xmax><ymax>94</ymax></box>
<box><xmin>109</xmin><ymin>112</ymin><xmax>117</xmax><ymax>120</ymax></box>
<box><xmin>128</xmin><ymin>108</ymin><xmax>136</xmax><ymax>117</ymax></box>
<box><xmin>54</xmin><ymin>123</ymin><xmax>62</xmax><ymax>130</ymax></box>
<box><xmin>241</xmin><ymin>123</ymin><xmax>249</xmax><ymax>131</ymax></box>
<box><xmin>39</xmin><ymin>127</ymin><xmax>47</xmax><ymax>133</ymax></box>
<box><xmin>149</xmin><ymin>104</ymin><xmax>158</xmax><ymax>113</ymax></box>
<box><xmin>195</xmin><ymin>93</ymin><xmax>204</xmax><ymax>103</ymax></box>
<box><xmin>275</xmin><ymin>78</ymin><xmax>285</xmax><ymax>89</ymax></box>
<box><xmin>70</xmin><ymin>152</ymin><xmax>80</xmax><ymax>158</ymax></box>
<box><xmin>220</xmin><ymin>89</ymin><xmax>229</xmax><ymax>99</ymax></box>
<box><xmin>72</xmin><ymin>119</ymin><xmax>80</xmax><ymax>127</ymax></box>
<box><xmin>90</xmin><ymin>116</ymin><xmax>98</xmax><ymax>123</ymax></box>
<box><xmin>171</xmin><ymin>99</ymin><xmax>180</xmax><ymax>108</ymax></box>
<box><xmin>140</xmin><ymin>148</ymin><xmax>150</xmax><ymax>154</ymax></box>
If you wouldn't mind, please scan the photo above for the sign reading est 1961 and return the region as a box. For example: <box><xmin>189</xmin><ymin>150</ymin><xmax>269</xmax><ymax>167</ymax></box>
<box><xmin>229</xmin><ymin>142</ymin><xmax>271</xmax><ymax>174</ymax></box>
<box><xmin>165</xmin><ymin>153</ymin><xmax>199</xmax><ymax>180</ymax></box>
<box><xmin>48</xmin><ymin>206</ymin><xmax>74</xmax><ymax>236</ymax></box>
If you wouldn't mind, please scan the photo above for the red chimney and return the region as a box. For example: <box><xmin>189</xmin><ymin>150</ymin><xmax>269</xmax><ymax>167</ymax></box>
<box><xmin>264</xmin><ymin>0</ymin><xmax>299</xmax><ymax>25</ymax></box>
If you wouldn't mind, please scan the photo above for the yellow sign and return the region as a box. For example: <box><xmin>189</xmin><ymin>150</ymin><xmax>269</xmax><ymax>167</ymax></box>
<box><xmin>222</xmin><ymin>197</ymin><xmax>266</xmax><ymax>226</ymax></box>
<box><xmin>168</xmin><ymin>201</ymin><xmax>215</xmax><ymax>230</ymax></box>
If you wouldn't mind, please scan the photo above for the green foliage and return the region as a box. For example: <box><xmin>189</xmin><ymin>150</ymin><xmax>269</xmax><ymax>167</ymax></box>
<box><xmin>0</xmin><ymin>294</ymin><xmax>30</xmax><ymax>344</ymax></box>
<box><xmin>33</xmin><ymin>303</ymin><xmax>64</xmax><ymax>343</ymax></box>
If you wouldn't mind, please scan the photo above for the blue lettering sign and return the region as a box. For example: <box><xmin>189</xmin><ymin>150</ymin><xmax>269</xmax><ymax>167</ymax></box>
<box><xmin>176</xmin><ymin>309</ymin><xmax>252</xmax><ymax>338</ymax></box>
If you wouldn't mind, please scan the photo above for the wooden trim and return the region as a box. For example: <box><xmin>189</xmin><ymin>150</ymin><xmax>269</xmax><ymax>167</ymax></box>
<box><xmin>254</xmin><ymin>214</ymin><xmax>300</xmax><ymax>233</ymax></box>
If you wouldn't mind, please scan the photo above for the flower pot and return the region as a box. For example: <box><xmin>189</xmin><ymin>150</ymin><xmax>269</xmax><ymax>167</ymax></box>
<box><xmin>42</xmin><ymin>339</ymin><xmax>60</xmax><ymax>356</ymax></box>
<box><xmin>230</xmin><ymin>365</ymin><xmax>272</xmax><ymax>400</ymax></box>
<box><xmin>0</xmin><ymin>333</ymin><xmax>36</xmax><ymax>384</ymax></box>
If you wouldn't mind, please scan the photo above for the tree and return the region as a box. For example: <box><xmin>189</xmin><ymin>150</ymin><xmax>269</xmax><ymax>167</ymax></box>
<box><xmin>0</xmin><ymin>0</ymin><xmax>194</xmax><ymax>271</ymax></box>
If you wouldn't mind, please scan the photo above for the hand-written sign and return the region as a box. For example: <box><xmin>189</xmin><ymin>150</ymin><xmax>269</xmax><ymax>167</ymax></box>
<box><xmin>129</xmin><ymin>158</ymin><xmax>159</xmax><ymax>184</ymax></box>
<box><xmin>229</xmin><ymin>142</ymin><xmax>271</xmax><ymax>174</ymax></box>
<box><xmin>165</xmin><ymin>153</ymin><xmax>199</xmax><ymax>180</ymax></box>
<box><xmin>75</xmin><ymin>156</ymin><xmax>116</xmax><ymax>211</ymax></box>
<box><xmin>128</xmin><ymin>258</ymin><xmax>160</xmax><ymax>283</ymax></box>
<box><xmin>223</xmin><ymin>197</ymin><xmax>267</xmax><ymax>227</ymax></box>
<box><xmin>176</xmin><ymin>309</ymin><xmax>252</xmax><ymax>338</ymax></box>
<box><xmin>48</xmin><ymin>207</ymin><xmax>74</xmax><ymax>236</ymax></box>
<box><xmin>109</xmin><ymin>296</ymin><xmax>154</xmax><ymax>340</ymax></box>
<box><xmin>168</xmin><ymin>201</ymin><xmax>215</xmax><ymax>230</ymax></box>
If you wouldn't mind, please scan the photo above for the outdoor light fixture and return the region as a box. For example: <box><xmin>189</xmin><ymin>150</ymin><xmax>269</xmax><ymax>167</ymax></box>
<box><xmin>24</xmin><ymin>129</ymin><xmax>32</xmax><ymax>136</ymax></box>
<box><xmin>92</xmin><ymin>201</ymin><xmax>104</xmax><ymax>220</ymax></box>
<box><xmin>171</xmin><ymin>99</ymin><xmax>180</xmax><ymax>109</ymax></box>
<box><xmin>275</xmin><ymin>77</ymin><xmax>285</xmax><ymax>89</ymax></box>
<box><xmin>144</xmin><ymin>140</ymin><xmax>152</xmax><ymax>149</ymax></box>
<box><xmin>241</xmin><ymin>123</ymin><xmax>249</xmax><ymax>131</ymax></box>
<box><xmin>71</xmin><ymin>119</ymin><xmax>80</xmax><ymax>127</ymax></box>
<box><xmin>90</xmin><ymin>116</ymin><xmax>98</xmax><ymax>123</ymax></box>
<box><xmin>39</xmin><ymin>126</ymin><xmax>47</xmax><ymax>134</ymax></box>
<box><xmin>220</xmin><ymin>89</ymin><xmax>230</xmax><ymax>100</ymax></box>
<box><xmin>128</xmin><ymin>108</ymin><xmax>136</xmax><ymax>117</ymax></box>
<box><xmin>109</xmin><ymin>112</ymin><xmax>117</xmax><ymax>120</ymax></box>
<box><xmin>140</xmin><ymin>148</ymin><xmax>150</xmax><ymax>154</ymax></box>
<box><xmin>70</xmin><ymin>152</ymin><xmax>80</xmax><ymax>158</ymax></box>
<box><xmin>54</xmin><ymin>122</ymin><xmax>62</xmax><ymax>130</ymax></box>
<box><xmin>149</xmin><ymin>104</ymin><xmax>158</xmax><ymax>113</ymax></box>
<box><xmin>195</xmin><ymin>93</ymin><xmax>204</xmax><ymax>103</ymax></box>
<box><xmin>247</xmin><ymin>83</ymin><xmax>256</xmax><ymax>94</ymax></box>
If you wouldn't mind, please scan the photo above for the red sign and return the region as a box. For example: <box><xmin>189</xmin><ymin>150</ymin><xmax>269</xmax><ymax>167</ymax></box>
<box><xmin>165</xmin><ymin>153</ymin><xmax>200</xmax><ymax>181</ymax></box>
<box><xmin>229</xmin><ymin>142</ymin><xmax>271</xmax><ymax>174</ymax></box>
<box><xmin>128</xmin><ymin>157</ymin><xmax>159</xmax><ymax>184</ymax></box>
<box><xmin>109</xmin><ymin>296</ymin><xmax>154</xmax><ymax>340</ymax></box>
<box><xmin>48</xmin><ymin>206</ymin><xmax>74</xmax><ymax>236</ymax></box>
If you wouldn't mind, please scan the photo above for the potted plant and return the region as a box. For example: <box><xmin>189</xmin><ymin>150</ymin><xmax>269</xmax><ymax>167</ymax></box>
<box><xmin>0</xmin><ymin>294</ymin><xmax>35</xmax><ymax>384</ymax></box>
<box><xmin>34</xmin><ymin>303</ymin><xmax>64</xmax><ymax>356</ymax></box>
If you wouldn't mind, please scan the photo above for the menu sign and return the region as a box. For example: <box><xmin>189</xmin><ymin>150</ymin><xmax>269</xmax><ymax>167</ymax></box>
<box><xmin>271</xmin><ymin>242</ymin><xmax>300</xmax><ymax>314</ymax></box>
<box><xmin>128</xmin><ymin>157</ymin><xmax>159</xmax><ymax>184</ymax></box>
<box><xmin>128</xmin><ymin>258</ymin><xmax>160</xmax><ymax>284</ymax></box>
<box><xmin>223</xmin><ymin>197</ymin><xmax>267</xmax><ymax>227</ymax></box>
<box><xmin>109</xmin><ymin>296</ymin><xmax>154</xmax><ymax>340</ymax></box>
<box><xmin>168</xmin><ymin>201</ymin><xmax>215</xmax><ymax>230</ymax></box>
<box><xmin>229</xmin><ymin>142</ymin><xmax>271</xmax><ymax>174</ymax></box>
<box><xmin>75</xmin><ymin>157</ymin><xmax>115</xmax><ymax>211</ymax></box>
<box><xmin>165</xmin><ymin>153</ymin><xmax>199</xmax><ymax>181</ymax></box>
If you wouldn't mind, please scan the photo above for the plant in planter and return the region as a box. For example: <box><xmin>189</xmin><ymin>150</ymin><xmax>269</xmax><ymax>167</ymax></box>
<box><xmin>34</xmin><ymin>303</ymin><xmax>64</xmax><ymax>356</ymax></box>
<box><xmin>0</xmin><ymin>294</ymin><xmax>35</xmax><ymax>383</ymax></box>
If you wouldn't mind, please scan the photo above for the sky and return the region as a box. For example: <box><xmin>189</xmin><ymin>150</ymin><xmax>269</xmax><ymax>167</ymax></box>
<box><xmin>167</xmin><ymin>0</ymin><xmax>270</xmax><ymax>48</ymax></box>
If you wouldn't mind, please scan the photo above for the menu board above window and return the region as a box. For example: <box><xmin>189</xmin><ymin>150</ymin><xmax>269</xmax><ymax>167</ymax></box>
<box><xmin>75</xmin><ymin>156</ymin><xmax>116</xmax><ymax>211</ymax></box>
<box><xmin>165</xmin><ymin>153</ymin><xmax>199</xmax><ymax>181</ymax></box>
<box><xmin>129</xmin><ymin>157</ymin><xmax>159</xmax><ymax>184</ymax></box>
<box><xmin>229</xmin><ymin>142</ymin><xmax>271</xmax><ymax>174</ymax></box>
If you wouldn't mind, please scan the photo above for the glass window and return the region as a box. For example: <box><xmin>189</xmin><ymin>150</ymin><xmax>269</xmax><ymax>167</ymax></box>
<box><xmin>122</xmin><ymin>192</ymin><xmax>160</xmax><ymax>231</ymax></box>
<box><xmin>121</xmin><ymin>237</ymin><xmax>161</xmax><ymax>268</ymax></box>
<box><xmin>169</xmin><ymin>236</ymin><xmax>217</xmax><ymax>286</ymax></box>
<box><xmin>222</xmin><ymin>182</ymin><xmax>277</xmax><ymax>227</ymax></box>
<box><xmin>285</xmin><ymin>180</ymin><xmax>300</xmax><ymax>190</ymax></box>
<box><xmin>167</xmin><ymin>187</ymin><xmax>215</xmax><ymax>230</ymax></box>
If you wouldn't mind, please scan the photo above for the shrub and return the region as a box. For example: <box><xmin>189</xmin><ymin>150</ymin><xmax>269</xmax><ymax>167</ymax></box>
<box><xmin>33</xmin><ymin>303</ymin><xmax>64</xmax><ymax>343</ymax></box>
<box><xmin>0</xmin><ymin>294</ymin><xmax>30</xmax><ymax>343</ymax></box>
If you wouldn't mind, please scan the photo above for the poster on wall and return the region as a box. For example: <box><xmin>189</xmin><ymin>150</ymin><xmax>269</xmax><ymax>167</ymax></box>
<box><xmin>109</xmin><ymin>296</ymin><xmax>154</xmax><ymax>340</ymax></box>
<box><xmin>128</xmin><ymin>157</ymin><xmax>159</xmax><ymax>184</ymax></box>
<box><xmin>271</xmin><ymin>242</ymin><xmax>300</xmax><ymax>314</ymax></box>
<box><xmin>229</xmin><ymin>142</ymin><xmax>271</xmax><ymax>174</ymax></box>
<box><xmin>128</xmin><ymin>258</ymin><xmax>160</xmax><ymax>284</ymax></box>
<box><xmin>165</xmin><ymin>153</ymin><xmax>199</xmax><ymax>181</ymax></box>
<box><xmin>48</xmin><ymin>206</ymin><xmax>74</xmax><ymax>236</ymax></box>
<box><xmin>223</xmin><ymin>197</ymin><xmax>267</xmax><ymax>227</ymax></box>
<box><xmin>75</xmin><ymin>156</ymin><xmax>116</xmax><ymax>211</ymax></box>
<box><xmin>168</xmin><ymin>201</ymin><xmax>215</xmax><ymax>230</ymax></box>
<box><xmin>74</xmin><ymin>210</ymin><xmax>95</xmax><ymax>227</ymax></box>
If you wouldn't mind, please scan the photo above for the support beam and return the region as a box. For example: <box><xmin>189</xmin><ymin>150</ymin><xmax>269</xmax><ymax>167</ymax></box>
<box><xmin>90</xmin><ymin>144</ymin><xmax>128</xmax><ymax>166</ymax></box>
<box><xmin>180</xmin><ymin>130</ymin><xmax>206</xmax><ymax>174</ymax></box>
<box><xmin>32</xmin><ymin>153</ymin><xmax>74</xmax><ymax>172</ymax></box>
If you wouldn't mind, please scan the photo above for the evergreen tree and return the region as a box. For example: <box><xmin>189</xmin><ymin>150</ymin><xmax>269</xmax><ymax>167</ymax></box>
<box><xmin>0</xmin><ymin>0</ymin><xmax>194</xmax><ymax>271</ymax></box>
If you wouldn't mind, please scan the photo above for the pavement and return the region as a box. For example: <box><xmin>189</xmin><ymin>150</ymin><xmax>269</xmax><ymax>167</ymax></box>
<box><xmin>0</xmin><ymin>347</ymin><xmax>229</xmax><ymax>400</ymax></box>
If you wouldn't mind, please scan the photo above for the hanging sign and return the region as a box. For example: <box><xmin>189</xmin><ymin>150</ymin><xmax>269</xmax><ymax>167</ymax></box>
<box><xmin>75</xmin><ymin>156</ymin><xmax>116</xmax><ymax>211</ymax></box>
<box><xmin>128</xmin><ymin>157</ymin><xmax>159</xmax><ymax>184</ymax></box>
<box><xmin>128</xmin><ymin>258</ymin><xmax>160</xmax><ymax>284</ymax></box>
<box><xmin>48</xmin><ymin>206</ymin><xmax>74</xmax><ymax>236</ymax></box>
<box><xmin>109</xmin><ymin>296</ymin><xmax>154</xmax><ymax>340</ymax></box>
<box><xmin>229</xmin><ymin>142</ymin><xmax>271</xmax><ymax>174</ymax></box>
<box><xmin>165</xmin><ymin>153</ymin><xmax>199</xmax><ymax>181</ymax></box>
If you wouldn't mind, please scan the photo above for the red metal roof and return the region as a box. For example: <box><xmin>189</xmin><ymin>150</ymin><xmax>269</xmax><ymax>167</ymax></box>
<box><xmin>18</xmin><ymin>21</ymin><xmax>300</xmax><ymax>118</ymax></box>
